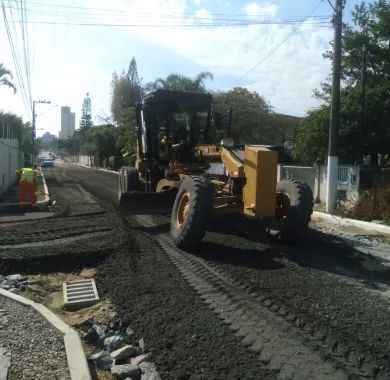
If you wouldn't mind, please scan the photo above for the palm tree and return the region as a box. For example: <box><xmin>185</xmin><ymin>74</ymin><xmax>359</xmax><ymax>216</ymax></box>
<box><xmin>0</xmin><ymin>63</ymin><xmax>16</xmax><ymax>93</ymax></box>
<box><xmin>145</xmin><ymin>71</ymin><xmax>213</xmax><ymax>93</ymax></box>
<box><xmin>193</xmin><ymin>71</ymin><xmax>213</xmax><ymax>91</ymax></box>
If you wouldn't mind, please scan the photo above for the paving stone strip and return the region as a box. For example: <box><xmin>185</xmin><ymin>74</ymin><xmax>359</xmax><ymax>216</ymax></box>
<box><xmin>77</xmin><ymin>319</ymin><xmax>161</xmax><ymax>379</ymax></box>
<box><xmin>0</xmin><ymin>294</ymin><xmax>70</xmax><ymax>380</ymax></box>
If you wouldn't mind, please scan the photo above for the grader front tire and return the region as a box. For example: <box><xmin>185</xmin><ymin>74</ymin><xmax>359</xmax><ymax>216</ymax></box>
<box><xmin>170</xmin><ymin>176</ymin><xmax>213</xmax><ymax>250</ymax></box>
<box><xmin>271</xmin><ymin>179</ymin><xmax>314</xmax><ymax>243</ymax></box>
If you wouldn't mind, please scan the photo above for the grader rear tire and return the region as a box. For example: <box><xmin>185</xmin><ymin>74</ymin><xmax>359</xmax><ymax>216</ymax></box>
<box><xmin>270</xmin><ymin>179</ymin><xmax>313</xmax><ymax>243</ymax></box>
<box><xmin>170</xmin><ymin>176</ymin><xmax>213</xmax><ymax>250</ymax></box>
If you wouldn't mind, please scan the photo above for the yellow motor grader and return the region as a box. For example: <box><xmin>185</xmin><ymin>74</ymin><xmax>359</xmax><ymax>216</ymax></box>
<box><xmin>118</xmin><ymin>90</ymin><xmax>313</xmax><ymax>249</ymax></box>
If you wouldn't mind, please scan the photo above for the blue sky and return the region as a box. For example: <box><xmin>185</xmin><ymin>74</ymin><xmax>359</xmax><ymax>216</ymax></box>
<box><xmin>0</xmin><ymin>0</ymin><xmax>373</xmax><ymax>137</ymax></box>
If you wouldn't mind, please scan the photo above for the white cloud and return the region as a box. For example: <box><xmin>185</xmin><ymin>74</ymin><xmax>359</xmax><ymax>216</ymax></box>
<box><xmin>244</xmin><ymin>2</ymin><xmax>279</xmax><ymax>18</ymax></box>
<box><xmin>195</xmin><ymin>7</ymin><xmax>213</xmax><ymax>24</ymax></box>
<box><xmin>126</xmin><ymin>2</ymin><xmax>333</xmax><ymax>115</ymax></box>
<box><xmin>0</xmin><ymin>0</ymin><xmax>333</xmax><ymax>141</ymax></box>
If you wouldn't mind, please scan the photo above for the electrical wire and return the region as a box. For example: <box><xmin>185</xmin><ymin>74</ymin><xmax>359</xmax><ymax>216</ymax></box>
<box><xmin>20</xmin><ymin>0</ymin><xmax>33</xmax><ymax>113</ymax></box>
<box><xmin>0</xmin><ymin>18</ymin><xmax>332</xmax><ymax>28</ymax></box>
<box><xmin>37</xmin><ymin>104</ymin><xmax>58</xmax><ymax>117</ymax></box>
<box><xmin>1</xmin><ymin>1</ymin><xmax>32</xmax><ymax>117</ymax></box>
<box><xmin>3</xmin><ymin>2</ymin><xmax>331</xmax><ymax>28</ymax></box>
<box><xmin>4</xmin><ymin>0</ymin><xmax>32</xmax><ymax>114</ymax></box>
<box><xmin>20</xmin><ymin>0</ymin><xmax>328</xmax><ymax>19</ymax></box>
<box><xmin>14</xmin><ymin>7</ymin><xmax>331</xmax><ymax>23</ymax></box>
<box><xmin>229</xmin><ymin>1</ymin><xmax>326</xmax><ymax>87</ymax></box>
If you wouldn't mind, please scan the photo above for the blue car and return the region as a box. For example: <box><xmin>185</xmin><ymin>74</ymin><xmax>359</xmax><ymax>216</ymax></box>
<box><xmin>41</xmin><ymin>159</ymin><xmax>54</xmax><ymax>168</ymax></box>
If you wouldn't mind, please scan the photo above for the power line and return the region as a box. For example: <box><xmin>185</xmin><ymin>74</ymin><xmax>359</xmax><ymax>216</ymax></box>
<box><xmin>229</xmin><ymin>1</ymin><xmax>326</xmax><ymax>87</ymax></box>
<box><xmin>16</xmin><ymin>7</ymin><xmax>331</xmax><ymax>23</ymax></box>
<box><xmin>0</xmin><ymin>18</ymin><xmax>331</xmax><ymax>28</ymax></box>
<box><xmin>20</xmin><ymin>0</ymin><xmax>33</xmax><ymax>112</ymax></box>
<box><xmin>20</xmin><ymin>1</ymin><xmax>329</xmax><ymax>19</ymax></box>
<box><xmin>1</xmin><ymin>1</ymin><xmax>32</xmax><ymax>117</ymax></box>
<box><xmin>4</xmin><ymin>0</ymin><xmax>32</xmax><ymax>113</ymax></box>
<box><xmin>4</xmin><ymin>3</ymin><xmax>331</xmax><ymax>28</ymax></box>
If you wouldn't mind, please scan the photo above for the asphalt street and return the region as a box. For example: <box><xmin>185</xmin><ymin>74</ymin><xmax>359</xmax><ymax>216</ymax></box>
<box><xmin>3</xmin><ymin>161</ymin><xmax>390</xmax><ymax>379</ymax></box>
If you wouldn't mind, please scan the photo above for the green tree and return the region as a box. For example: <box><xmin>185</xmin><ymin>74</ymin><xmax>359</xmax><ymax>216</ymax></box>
<box><xmin>293</xmin><ymin>106</ymin><xmax>329</xmax><ymax>164</ymax></box>
<box><xmin>0</xmin><ymin>63</ymin><xmax>16</xmax><ymax>93</ymax></box>
<box><xmin>296</xmin><ymin>0</ymin><xmax>390</xmax><ymax>164</ymax></box>
<box><xmin>111</xmin><ymin>57</ymin><xmax>142</xmax><ymax>157</ymax></box>
<box><xmin>213</xmin><ymin>87</ymin><xmax>294</xmax><ymax>145</ymax></box>
<box><xmin>22</xmin><ymin>123</ymin><xmax>40</xmax><ymax>160</ymax></box>
<box><xmin>0</xmin><ymin>111</ymin><xmax>23</xmax><ymax>140</ymax></box>
<box><xmin>116</xmin><ymin>107</ymin><xmax>138</xmax><ymax>157</ymax></box>
<box><xmin>0</xmin><ymin>112</ymin><xmax>39</xmax><ymax>162</ymax></box>
<box><xmin>80</xmin><ymin>92</ymin><xmax>93</xmax><ymax>131</ymax></box>
<box><xmin>145</xmin><ymin>72</ymin><xmax>213</xmax><ymax>93</ymax></box>
<box><xmin>111</xmin><ymin>57</ymin><xmax>142</xmax><ymax>123</ymax></box>
<box><xmin>84</xmin><ymin>125</ymin><xmax>119</xmax><ymax>165</ymax></box>
<box><xmin>58</xmin><ymin>132</ymin><xmax>81</xmax><ymax>157</ymax></box>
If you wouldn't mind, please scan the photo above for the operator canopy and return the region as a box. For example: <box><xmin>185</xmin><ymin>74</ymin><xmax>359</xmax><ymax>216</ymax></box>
<box><xmin>142</xmin><ymin>89</ymin><xmax>212</xmax><ymax>113</ymax></box>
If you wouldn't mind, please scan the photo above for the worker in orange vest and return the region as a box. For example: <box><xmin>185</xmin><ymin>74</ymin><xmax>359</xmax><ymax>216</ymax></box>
<box><xmin>15</xmin><ymin>167</ymin><xmax>38</xmax><ymax>207</ymax></box>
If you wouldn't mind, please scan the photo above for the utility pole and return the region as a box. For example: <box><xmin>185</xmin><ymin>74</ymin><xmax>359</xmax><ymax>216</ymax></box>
<box><xmin>32</xmin><ymin>99</ymin><xmax>51</xmax><ymax>165</ymax></box>
<box><xmin>359</xmin><ymin>44</ymin><xmax>367</xmax><ymax>163</ymax></box>
<box><xmin>326</xmin><ymin>0</ymin><xmax>343</xmax><ymax>213</ymax></box>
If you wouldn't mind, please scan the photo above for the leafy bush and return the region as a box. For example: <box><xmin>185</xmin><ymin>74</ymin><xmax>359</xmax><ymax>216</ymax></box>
<box><xmin>350</xmin><ymin>187</ymin><xmax>390</xmax><ymax>224</ymax></box>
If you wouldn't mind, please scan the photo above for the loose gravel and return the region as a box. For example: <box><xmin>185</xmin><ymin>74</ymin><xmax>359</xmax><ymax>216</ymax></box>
<box><xmin>0</xmin><ymin>294</ymin><xmax>70</xmax><ymax>380</ymax></box>
<box><xmin>65</xmin><ymin>162</ymin><xmax>390</xmax><ymax>378</ymax></box>
<box><xmin>97</xmin><ymin>229</ymin><xmax>276</xmax><ymax>380</ymax></box>
<box><xmin>7</xmin><ymin>162</ymin><xmax>390</xmax><ymax>379</ymax></box>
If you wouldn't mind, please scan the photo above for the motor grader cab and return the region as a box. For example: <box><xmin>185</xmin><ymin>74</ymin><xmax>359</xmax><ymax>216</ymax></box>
<box><xmin>119</xmin><ymin>89</ymin><xmax>313</xmax><ymax>249</ymax></box>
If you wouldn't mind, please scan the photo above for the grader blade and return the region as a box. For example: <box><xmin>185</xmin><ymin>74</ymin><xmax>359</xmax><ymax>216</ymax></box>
<box><xmin>118</xmin><ymin>190</ymin><xmax>177</xmax><ymax>215</ymax></box>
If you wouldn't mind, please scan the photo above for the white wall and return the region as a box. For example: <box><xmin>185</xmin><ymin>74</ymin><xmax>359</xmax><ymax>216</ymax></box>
<box><xmin>278</xmin><ymin>164</ymin><xmax>360</xmax><ymax>205</ymax></box>
<box><xmin>0</xmin><ymin>138</ymin><xmax>23</xmax><ymax>197</ymax></box>
<box><xmin>72</xmin><ymin>155</ymin><xmax>92</xmax><ymax>166</ymax></box>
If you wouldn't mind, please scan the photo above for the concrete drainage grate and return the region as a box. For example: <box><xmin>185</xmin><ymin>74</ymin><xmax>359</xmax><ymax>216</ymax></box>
<box><xmin>63</xmin><ymin>279</ymin><xmax>99</xmax><ymax>309</ymax></box>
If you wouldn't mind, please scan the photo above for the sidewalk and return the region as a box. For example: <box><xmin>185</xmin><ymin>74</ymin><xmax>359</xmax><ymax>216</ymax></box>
<box><xmin>0</xmin><ymin>167</ymin><xmax>53</xmax><ymax>222</ymax></box>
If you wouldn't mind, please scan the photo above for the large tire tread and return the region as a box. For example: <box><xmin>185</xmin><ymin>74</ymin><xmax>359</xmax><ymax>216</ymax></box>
<box><xmin>171</xmin><ymin>176</ymin><xmax>213</xmax><ymax>250</ymax></box>
<box><xmin>274</xmin><ymin>178</ymin><xmax>313</xmax><ymax>243</ymax></box>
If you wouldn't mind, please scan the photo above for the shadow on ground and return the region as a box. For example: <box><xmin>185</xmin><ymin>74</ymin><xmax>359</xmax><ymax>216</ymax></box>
<box><xmin>203</xmin><ymin>214</ymin><xmax>390</xmax><ymax>287</ymax></box>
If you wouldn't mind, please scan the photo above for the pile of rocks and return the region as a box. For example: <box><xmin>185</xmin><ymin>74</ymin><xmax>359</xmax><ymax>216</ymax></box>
<box><xmin>0</xmin><ymin>274</ymin><xmax>31</xmax><ymax>292</ymax></box>
<box><xmin>76</xmin><ymin>319</ymin><xmax>160</xmax><ymax>380</ymax></box>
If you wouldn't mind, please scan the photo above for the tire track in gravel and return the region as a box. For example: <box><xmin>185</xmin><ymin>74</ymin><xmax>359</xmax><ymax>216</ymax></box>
<box><xmin>134</xmin><ymin>215</ymin><xmax>353</xmax><ymax>380</ymax></box>
<box><xmin>0</xmin><ymin>165</ymin><xmax>127</xmax><ymax>274</ymax></box>
<box><xmin>0</xmin><ymin>230</ymin><xmax>113</xmax><ymax>249</ymax></box>
<box><xmin>62</xmin><ymin>163</ymin><xmax>390</xmax><ymax>379</ymax></box>
<box><xmin>0</xmin><ymin>225</ymin><xmax>111</xmax><ymax>245</ymax></box>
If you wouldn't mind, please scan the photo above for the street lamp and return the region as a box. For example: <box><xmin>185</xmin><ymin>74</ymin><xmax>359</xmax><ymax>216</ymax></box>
<box><xmin>32</xmin><ymin>99</ymin><xmax>51</xmax><ymax>165</ymax></box>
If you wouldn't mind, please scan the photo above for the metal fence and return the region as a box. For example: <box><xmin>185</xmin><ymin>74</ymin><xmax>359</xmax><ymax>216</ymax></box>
<box><xmin>278</xmin><ymin>164</ymin><xmax>360</xmax><ymax>204</ymax></box>
<box><xmin>337</xmin><ymin>166</ymin><xmax>349</xmax><ymax>183</ymax></box>
<box><xmin>279</xmin><ymin>166</ymin><xmax>316</xmax><ymax>191</ymax></box>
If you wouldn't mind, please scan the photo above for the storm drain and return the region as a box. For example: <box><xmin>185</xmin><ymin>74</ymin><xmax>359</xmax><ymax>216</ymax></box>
<box><xmin>63</xmin><ymin>279</ymin><xmax>99</xmax><ymax>309</ymax></box>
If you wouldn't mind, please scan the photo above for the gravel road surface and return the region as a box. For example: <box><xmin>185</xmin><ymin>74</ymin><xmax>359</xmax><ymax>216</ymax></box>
<box><xmin>2</xmin><ymin>161</ymin><xmax>390</xmax><ymax>379</ymax></box>
<box><xmin>0</xmin><ymin>294</ymin><xmax>70</xmax><ymax>380</ymax></box>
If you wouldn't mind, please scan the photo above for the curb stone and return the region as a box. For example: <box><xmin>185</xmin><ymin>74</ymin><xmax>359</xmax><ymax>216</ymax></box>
<box><xmin>39</xmin><ymin>165</ymin><xmax>50</xmax><ymax>206</ymax></box>
<box><xmin>71</xmin><ymin>163</ymin><xmax>118</xmax><ymax>176</ymax></box>
<box><xmin>312</xmin><ymin>211</ymin><xmax>390</xmax><ymax>235</ymax></box>
<box><xmin>0</xmin><ymin>287</ymin><xmax>91</xmax><ymax>380</ymax></box>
